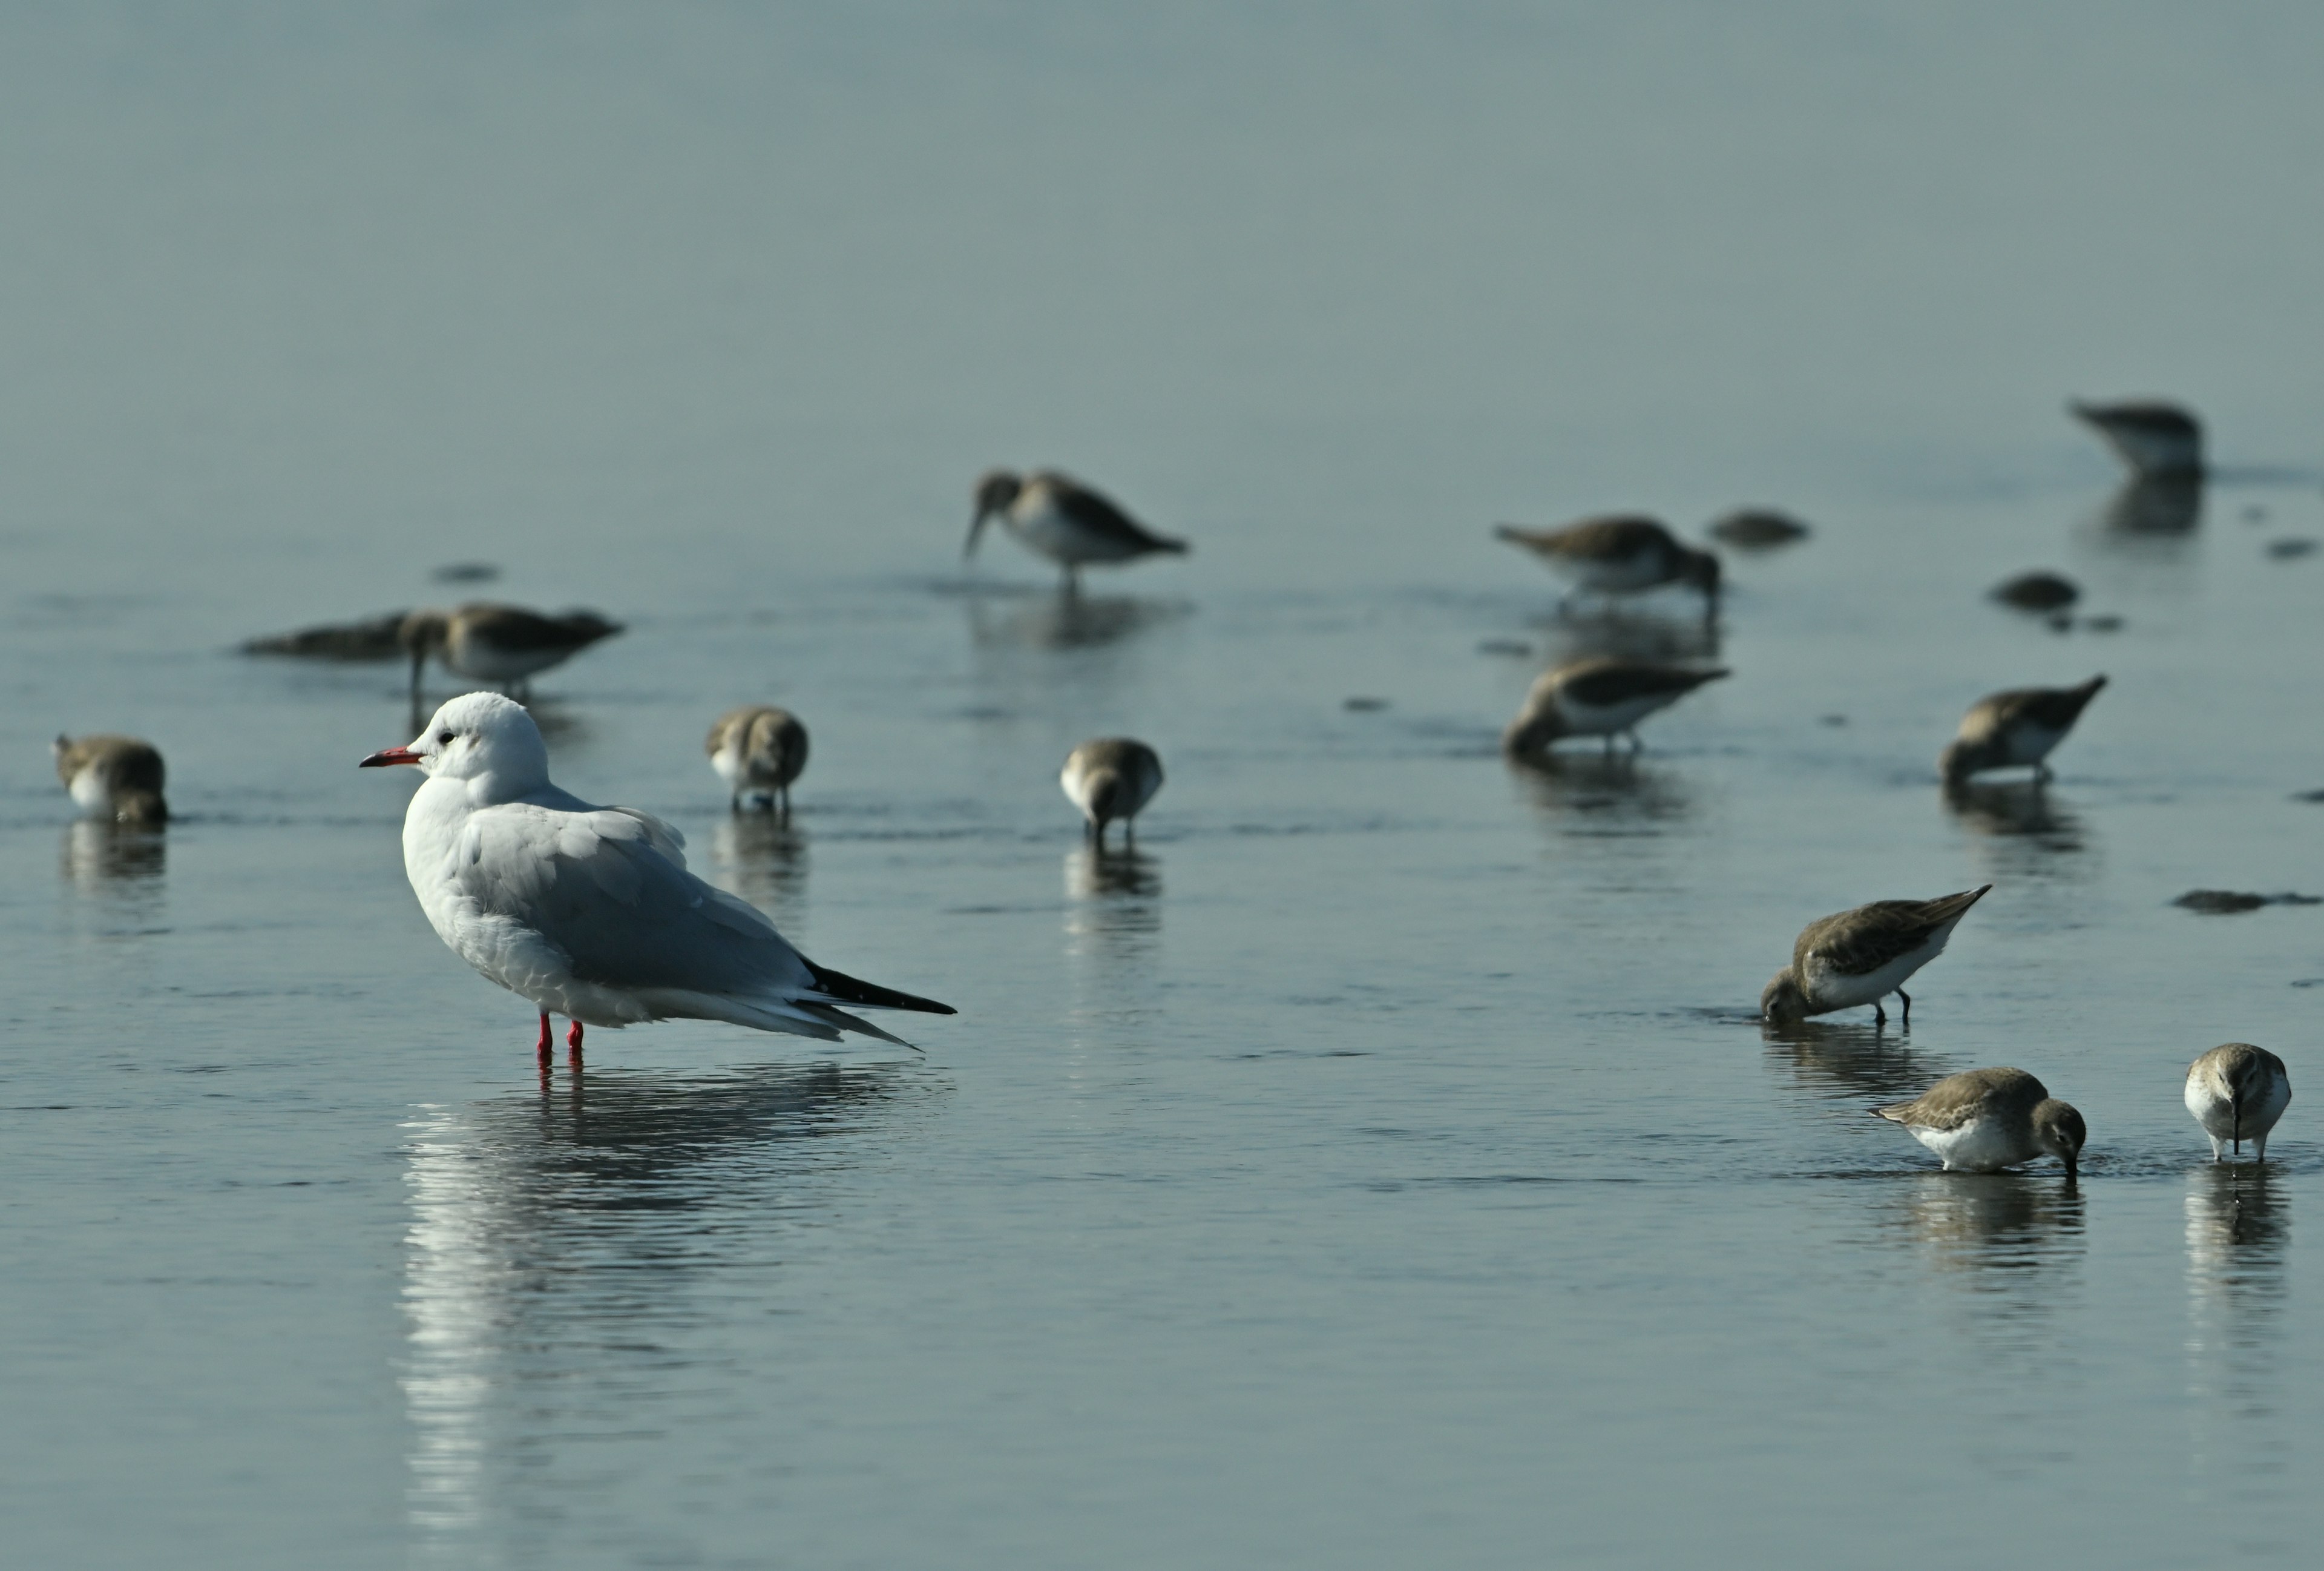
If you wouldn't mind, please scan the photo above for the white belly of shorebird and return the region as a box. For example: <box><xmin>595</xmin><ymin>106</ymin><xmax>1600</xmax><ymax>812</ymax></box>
<box><xmin>1801</xmin><ymin>938</ymin><xmax>1940</xmax><ymax>1011</ymax></box>
<box><xmin>2185</xmin><ymin>1075</ymin><xmax>2291</xmax><ymax>1144</ymax></box>
<box><xmin>1910</xmin><ymin>1117</ymin><xmax>2038</xmax><ymax>1172</ymax></box>
<box><xmin>1558</xmin><ymin>693</ymin><xmax>1670</xmax><ymax>737</ymax></box>
<box><xmin>1011</xmin><ymin>499</ymin><xmax>1139</xmax><ymax>565</ymax></box>
<box><xmin>67</xmin><ymin>766</ymin><xmax>110</xmax><ymax>814</ymax></box>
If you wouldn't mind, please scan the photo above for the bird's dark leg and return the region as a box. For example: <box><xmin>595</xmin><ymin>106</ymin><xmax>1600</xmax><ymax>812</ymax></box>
<box><xmin>2035</xmin><ymin>762</ymin><xmax>2052</xmax><ymax>785</ymax></box>
<box><xmin>566</xmin><ymin>1018</ymin><xmax>583</xmax><ymax>1065</ymax></box>
<box><xmin>1873</xmin><ymin>1000</ymin><xmax>1886</xmax><ymax>1026</ymax></box>
<box><xmin>535</xmin><ymin>1012</ymin><xmax>553</xmax><ymax>1068</ymax></box>
<box><xmin>1898</xmin><ymin>989</ymin><xmax>1912</xmax><ymax>1027</ymax></box>
<box><xmin>778</xmin><ymin>786</ymin><xmax>790</xmax><ymax>826</ymax></box>
<box><xmin>1602</xmin><ymin>733</ymin><xmax>1615</xmax><ymax>758</ymax></box>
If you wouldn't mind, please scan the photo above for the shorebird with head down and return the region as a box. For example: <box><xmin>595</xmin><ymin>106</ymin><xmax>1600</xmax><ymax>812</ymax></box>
<box><xmin>706</xmin><ymin>705</ymin><xmax>810</xmax><ymax>818</ymax></box>
<box><xmin>53</xmin><ymin>734</ymin><xmax>169</xmax><ymax>824</ymax></box>
<box><xmin>1502</xmin><ymin>658</ymin><xmax>1728</xmax><ymax>757</ymax></box>
<box><xmin>361</xmin><ymin>693</ymin><xmax>952</xmax><ymax>1068</ymax></box>
<box><xmin>1873</xmin><ymin>1067</ymin><xmax>2086</xmax><ymax>1177</ymax></box>
<box><xmin>1940</xmin><ymin>676</ymin><xmax>2107</xmax><ymax>786</ymax></box>
<box><xmin>2184</xmin><ymin>1043</ymin><xmax>2291</xmax><ymax>1163</ymax></box>
<box><xmin>1060</xmin><ymin>738</ymin><xmax>1164</xmax><ymax>846</ymax></box>
<box><xmin>1761</xmin><ymin>885</ymin><xmax>1991</xmax><ymax>1027</ymax></box>
<box><xmin>399</xmin><ymin>604</ymin><xmax>623</xmax><ymax>699</ymax></box>
<box><xmin>968</xmin><ymin>470</ymin><xmax>1188</xmax><ymax>589</ymax></box>
<box><xmin>2070</xmin><ymin>398</ymin><xmax>2203</xmax><ymax>478</ymax></box>
<box><xmin>1492</xmin><ymin>515</ymin><xmax>1720</xmax><ymax>611</ymax></box>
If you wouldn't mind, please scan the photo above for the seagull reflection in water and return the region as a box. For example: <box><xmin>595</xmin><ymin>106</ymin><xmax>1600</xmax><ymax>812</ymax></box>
<box><xmin>1507</xmin><ymin>750</ymin><xmax>1690</xmax><ymax>831</ymax></box>
<box><xmin>966</xmin><ymin>583</ymin><xmax>1190</xmax><ymax>652</ymax></box>
<box><xmin>400</xmin><ymin>1064</ymin><xmax>910</xmax><ymax>1544</ymax></box>
<box><xmin>1761</xmin><ymin>1017</ymin><xmax>1952</xmax><ymax>1104</ymax></box>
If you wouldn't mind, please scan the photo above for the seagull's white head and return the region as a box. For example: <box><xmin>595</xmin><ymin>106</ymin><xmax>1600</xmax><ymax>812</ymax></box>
<box><xmin>360</xmin><ymin>691</ymin><xmax>549</xmax><ymax>799</ymax></box>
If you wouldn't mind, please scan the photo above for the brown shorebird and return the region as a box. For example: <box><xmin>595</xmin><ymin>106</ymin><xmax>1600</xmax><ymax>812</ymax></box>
<box><xmin>399</xmin><ymin>604</ymin><xmax>623</xmax><ymax>697</ymax></box>
<box><xmin>2070</xmin><ymin>398</ymin><xmax>2204</xmax><ymax>477</ymax></box>
<box><xmin>1873</xmin><ymin>1067</ymin><xmax>2085</xmax><ymax>1177</ymax></box>
<box><xmin>1761</xmin><ymin>886</ymin><xmax>1992</xmax><ymax>1026</ymax></box>
<box><xmin>1940</xmin><ymin>676</ymin><xmax>2107</xmax><ymax>785</ymax></box>
<box><xmin>2184</xmin><ymin>1044</ymin><xmax>2291</xmax><ymax>1162</ymax></box>
<box><xmin>1492</xmin><ymin>516</ymin><xmax>1720</xmax><ymax>608</ymax></box>
<box><xmin>706</xmin><ymin>706</ymin><xmax>810</xmax><ymax>818</ymax></box>
<box><xmin>969</xmin><ymin>470</ymin><xmax>1188</xmax><ymax>588</ymax></box>
<box><xmin>53</xmin><ymin>734</ymin><xmax>168</xmax><ymax>824</ymax></box>
<box><xmin>1060</xmin><ymin>739</ymin><xmax>1164</xmax><ymax>845</ymax></box>
<box><xmin>1502</xmin><ymin>658</ymin><xmax>1728</xmax><ymax>756</ymax></box>
<box><xmin>1707</xmin><ymin>509</ymin><xmax>1810</xmax><ymax>549</ymax></box>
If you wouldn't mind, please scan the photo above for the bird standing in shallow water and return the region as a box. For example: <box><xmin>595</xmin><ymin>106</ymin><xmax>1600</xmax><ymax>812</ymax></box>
<box><xmin>361</xmin><ymin>693</ymin><xmax>951</xmax><ymax>1069</ymax></box>
<box><xmin>1061</xmin><ymin>739</ymin><xmax>1164</xmax><ymax>846</ymax></box>
<box><xmin>1873</xmin><ymin>1067</ymin><xmax>2085</xmax><ymax>1177</ymax></box>
<box><xmin>2070</xmin><ymin>398</ymin><xmax>2204</xmax><ymax>477</ymax></box>
<box><xmin>706</xmin><ymin>706</ymin><xmax>810</xmax><ymax>819</ymax></box>
<box><xmin>1761</xmin><ymin>885</ymin><xmax>1991</xmax><ymax>1026</ymax></box>
<box><xmin>968</xmin><ymin>470</ymin><xmax>1188</xmax><ymax>588</ymax></box>
<box><xmin>53</xmin><ymin>734</ymin><xmax>168</xmax><ymax>824</ymax></box>
<box><xmin>1940</xmin><ymin>676</ymin><xmax>2107</xmax><ymax>786</ymax></box>
<box><xmin>1502</xmin><ymin>658</ymin><xmax>1727</xmax><ymax>757</ymax></box>
<box><xmin>1492</xmin><ymin>516</ymin><xmax>1721</xmax><ymax>610</ymax></box>
<box><xmin>399</xmin><ymin>604</ymin><xmax>623</xmax><ymax>699</ymax></box>
<box><xmin>2184</xmin><ymin>1043</ymin><xmax>2291</xmax><ymax>1162</ymax></box>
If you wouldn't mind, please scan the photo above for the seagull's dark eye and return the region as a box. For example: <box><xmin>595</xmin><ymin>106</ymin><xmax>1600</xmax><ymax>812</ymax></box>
<box><xmin>437</xmin><ymin>731</ymin><xmax>455</xmax><ymax>745</ymax></box>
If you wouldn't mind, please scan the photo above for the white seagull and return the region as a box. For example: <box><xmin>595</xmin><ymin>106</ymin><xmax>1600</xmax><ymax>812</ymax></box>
<box><xmin>362</xmin><ymin>693</ymin><xmax>953</xmax><ymax>1067</ymax></box>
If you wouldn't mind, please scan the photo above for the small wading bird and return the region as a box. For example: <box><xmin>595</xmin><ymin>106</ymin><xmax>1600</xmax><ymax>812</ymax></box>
<box><xmin>1940</xmin><ymin>676</ymin><xmax>2107</xmax><ymax>786</ymax></box>
<box><xmin>53</xmin><ymin>734</ymin><xmax>169</xmax><ymax>824</ymax></box>
<box><xmin>1491</xmin><ymin>515</ymin><xmax>1721</xmax><ymax>610</ymax></box>
<box><xmin>967</xmin><ymin>470</ymin><xmax>1189</xmax><ymax>588</ymax></box>
<box><xmin>1873</xmin><ymin>1067</ymin><xmax>2086</xmax><ymax>1177</ymax></box>
<box><xmin>1502</xmin><ymin>658</ymin><xmax>1728</xmax><ymax>757</ymax></box>
<box><xmin>706</xmin><ymin>705</ymin><xmax>810</xmax><ymax>818</ymax></box>
<box><xmin>1060</xmin><ymin>738</ymin><xmax>1164</xmax><ymax>846</ymax></box>
<box><xmin>361</xmin><ymin>693</ymin><xmax>952</xmax><ymax>1067</ymax></box>
<box><xmin>1761</xmin><ymin>885</ymin><xmax>1992</xmax><ymax>1026</ymax></box>
<box><xmin>2184</xmin><ymin>1043</ymin><xmax>2291</xmax><ymax>1163</ymax></box>
<box><xmin>399</xmin><ymin>604</ymin><xmax>623</xmax><ymax>698</ymax></box>
<box><xmin>2070</xmin><ymin>398</ymin><xmax>2204</xmax><ymax>478</ymax></box>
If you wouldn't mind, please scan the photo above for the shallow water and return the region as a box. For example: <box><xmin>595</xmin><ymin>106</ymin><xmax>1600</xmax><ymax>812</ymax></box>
<box><xmin>7</xmin><ymin>5</ymin><xmax>2324</xmax><ymax>1567</ymax></box>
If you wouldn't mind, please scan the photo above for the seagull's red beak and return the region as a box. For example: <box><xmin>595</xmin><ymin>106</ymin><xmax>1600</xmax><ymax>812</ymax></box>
<box><xmin>359</xmin><ymin>746</ymin><xmax>422</xmax><ymax>768</ymax></box>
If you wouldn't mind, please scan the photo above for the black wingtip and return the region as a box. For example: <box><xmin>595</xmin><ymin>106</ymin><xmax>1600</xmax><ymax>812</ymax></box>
<box><xmin>806</xmin><ymin>960</ymin><xmax>957</xmax><ymax>1016</ymax></box>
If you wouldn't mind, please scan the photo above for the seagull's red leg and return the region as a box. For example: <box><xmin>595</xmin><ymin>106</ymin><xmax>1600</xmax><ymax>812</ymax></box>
<box><xmin>536</xmin><ymin>1012</ymin><xmax>553</xmax><ymax>1067</ymax></box>
<box><xmin>566</xmin><ymin>1018</ymin><xmax>583</xmax><ymax>1064</ymax></box>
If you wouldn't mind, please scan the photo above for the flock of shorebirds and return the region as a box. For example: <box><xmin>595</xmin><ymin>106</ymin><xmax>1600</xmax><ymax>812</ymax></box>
<box><xmin>50</xmin><ymin>404</ymin><xmax>2290</xmax><ymax>1173</ymax></box>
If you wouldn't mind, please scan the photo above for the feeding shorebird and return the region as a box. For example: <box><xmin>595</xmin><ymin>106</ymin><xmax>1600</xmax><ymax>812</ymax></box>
<box><xmin>399</xmin><ymin>604</ymin><xmax>623</xmax><ymax>697</ymax></box>
<box><xmin>1491</xmin><ymin>516</ymin><xmax>1721</xmax><ymax>609</ymax></box>
<box><xmin>2070</xmin><ymin>399</ymin><xmax>2204</xmax><ymax>477</ymax></box>
<box><xmin>968</xmin><ymin>470</ymin><xmax>1188</xmax><ymax>587</ymax></box>
<box><xmin>1873</xmin><ymin>1067</ymin><xmax>2086</xmax><ymax>1177</ymax></box>
<box><xmin>1060</xmin><ymin>738</ymin><xmax>1164</xmax><ymax>846</ymax></box>
<box><xmin>52</xmin><ymin>734</ymin><xmax>168</xmax><ymax>825</ymax></box>
<box><xmin>361</xmin><ymin>693</ymin><xmax>952</xmax><ymax>1067</ymax></box>
<box><xmin>2184</xmin><ymin>1043</ymin><xmax>2291</xmax><ymax>1163</ymax></box>
<box><xmin>1940</xmin><ymin>676</ymin><xmax>2107</xmax><ymax>786</ymax></box>
<box><xmin>706</xmin><ymin>705</ymin><xmax>810</xmax><ymax>818</ymax></box>
<box><xmin>1761</xmin><ymin>885</ymin><xmax>1992</xmax><ymax>1026</ymax></box>
<box><xmin>1502</xmin><ymin>658</ymin><xmax>1728</xmax><ymax>756</ymax></box>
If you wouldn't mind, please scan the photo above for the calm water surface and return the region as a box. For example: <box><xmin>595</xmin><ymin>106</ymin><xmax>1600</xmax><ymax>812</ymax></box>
<box><xmin>7</xmin><ymin>5</ymin><xmax>2324</xmax><ymax>1567</ymax></box>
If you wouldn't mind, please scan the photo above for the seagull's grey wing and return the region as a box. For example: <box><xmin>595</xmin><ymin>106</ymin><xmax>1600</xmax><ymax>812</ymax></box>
<box><xmin>456</xmin><ymin>806</ymin><xmax>808</xmax><ymax>998</ymax></box>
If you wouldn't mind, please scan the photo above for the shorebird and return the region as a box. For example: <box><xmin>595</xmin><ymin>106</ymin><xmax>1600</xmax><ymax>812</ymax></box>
<box><xmin>1491</xmin><ymin>516</ymin><xmax>1721</xmax><ymax>609</ymax></box>
<box><xmin>968</xmin><ymin>470</ymin><xmax>1188</xmax><ymax>587</ymax></box>
<box><xmin>52</xmin><ymin>734</ymin><xmax>168</xmax><ymax>824</ymax></box>
<box><xmin>241</xmin><ymin>610</ymin><xmax>411</xmax><ymax>660</ymax></box>
<box><xmin>1940</xmin><ymin>676</ymin><xmax>2107</xmax><ymax>785</ymax></box>
<box><xmin>399</xmin><ymin>604</ymin><xmax>623</xmax><ymax>697</ymax></box>
<box><xmin>1873</xmin><ymin>1067</ymin><xmax>2085</xmax><ymax>1177</ymax></box>
<box><xmin>2070</xmin><ymin>399</ymin><xmax>2204</xmax><ymax>477</ymax></box>
<box><xmin>706</xmin><ymin>705</ymin><xmax>810</xmax><ymax>818</ymax></box>
<box><xmin>361</xmin><ymin>693</ymin><xmax>952</xmax><ymax>1067</ymax></box>
<box><xmin>1502</xmin><ymin>658</ymin><xmax>1728</xmax><ymax>756</ymax></box>
<box><xmin>1707</xmin><ymin>509</ymin><xmax>1810</xmax><ymax>549</ymax></box>
<box><xmin>1061</xmin><ymin>738</ymin><xmax>1164</xmax><ymax>845</ymax></box>
<box><xmin>1760</xmin><ymin>885</ymin><xmax>1992</xmax><ymax>1026</ymax></box>
<box><xmin>2184</xmin><ymin>1043</ymin><xmax>2291</xmax><ymax>1162</ymax></box>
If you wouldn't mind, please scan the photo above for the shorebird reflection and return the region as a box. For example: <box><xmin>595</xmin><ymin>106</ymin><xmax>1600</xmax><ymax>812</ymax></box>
<box><xmin>59</xmin><ymin>818</ymin><xmax>167</xmax><ymax>890</ymax></box>
<box><xmin>710</xmin><ymin>814</ymin><xmax>810</xmax><ymax>929</ymax></box>
<box><xmin>1943</xmin><ymin>780</ymin><xmax>2092</xmax><ymax>877</ymax></box>
<box><xmin>1532</xmin><ymin>606</ymin><xmax>1721</xmax><ymax>666</ymax></box>
<box><xmin>967</xmin><ymin>584</ymin><xmax>1189</xmax><ymax>651</ymax></box>
<box><xmin>1886</xmin><ymin>1173</ymin><xmax>2086</xmax><ymax>1342</ymax></box>
<box><xmin>400</xmin><ymin>1065</ymin><xmax>905</xmax><ymax>1546</ymax></box>
<box><xmin>1761</xmin><ymin>1018</ymin><xmax>1951</xmax><ymax>1104</ymax></box>
<box><xmin>2095</xmin><ymin>472</ymin><xmax>2203</xmax><ymax>539</ymax></box>
<box><xmin>1507</xmin><ymin>751</ymin><xmax>1690</xmax><ymax>829</ymax></box>
<box><xmin>2184</xmin><ymin>1164</ymin><xmax>2290</xmax><ymax>1492</ymax></box>
<box><xmin>1063</xmin><ymin>844</ymin><xmax>1162</xmax><ymax>961</ymax></box>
